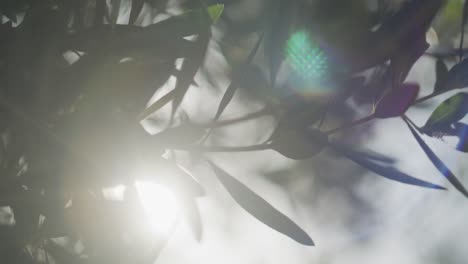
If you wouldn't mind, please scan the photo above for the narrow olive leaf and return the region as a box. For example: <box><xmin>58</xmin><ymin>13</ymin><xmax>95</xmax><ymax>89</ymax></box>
<box><xmin>404</xmin><ymin>118</ymin><xmax>468</xmax><ymax>197</ymax></box>
<box><xmin>270</xmin><ymin>127</ymin><xmax>328</xmax><ymax>160</ymax></box>
<box><xmin>328</xmin><ymin>142</ymin><xmax>395</xmax><ymax>163</ymax></box>
<box><xmin>329</xmin><ymin>141</ymin><xmax>446</xmax><ymax>190</ymax></box>
<box><xmin>434</xmin><ymin>58</ymin><xmax>449</xmax><ymax>92</ymax></box>
<box><xmin>129</xmin><ymin>0</ymin><xmax>144</xmax><ymax>25</ymax></box>
<box><xmin>208</xmin><ymin>161</ymin><xmax>314</xmax><ymax>246</ymax></box>
<box><xmin>422</xmin><ymin>92</ymin><xmax>468</xmax><ymax>131</ymax></box>
<box><xmin>139</xmin><ymin>89</ymin><xmax>176</xmax><ymax>121</ymax></box>
<box><xmin>180</xmin><ymin>197</ymin><xmax>203</xmax><ymax>241</ymax></box>
<box><xmin>444</xmin><ymin>58</ymin><xmax>468</xmax><ymax>90</ymax></box>
<box><xmin>212</xmin><ymin>34</ymin><xmax>263</xmax><ymax>122</ymax></box>
<box><xmin>172</xmin><ymin>31</ymin><xmax>210</xmax><ymax>117</ymax></box>
<box><xmin>374</xmin><ymin>83</ymin><xmax>419</xmax><ymax>118</ymax></box>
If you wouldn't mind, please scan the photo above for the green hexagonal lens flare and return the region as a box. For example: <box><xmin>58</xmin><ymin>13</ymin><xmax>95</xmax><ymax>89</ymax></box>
<box><xmin>286</xmin><ymin>30</ymin><xmax>329</xmax><ymax>84</ymax></box>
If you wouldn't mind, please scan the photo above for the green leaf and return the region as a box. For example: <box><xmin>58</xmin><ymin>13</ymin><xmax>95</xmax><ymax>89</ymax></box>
<box><xmin>423</xmin><ymin>92</ymin><xmax>468</xmax><ymax>130</ymax></box>
<box><xmin>144</xmin><ymin>4</ymin><xmax>223</xmax><ymax>39</ymax></box>
<box><xmin>206</xmin><ymin>4</ymin><xmax>224</xmax><ymax>24</ymax></box>
<box><xmin>208</xmin><ymin>161</ymin><xmax>314</xmax><ymax>246</ymax></box>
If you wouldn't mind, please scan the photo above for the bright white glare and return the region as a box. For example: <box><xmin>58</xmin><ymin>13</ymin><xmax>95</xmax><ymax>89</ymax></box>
<box><xmin>135</xmin><ymin>181</ymin><xmax>179</xmax><ymax>234</ymax></box>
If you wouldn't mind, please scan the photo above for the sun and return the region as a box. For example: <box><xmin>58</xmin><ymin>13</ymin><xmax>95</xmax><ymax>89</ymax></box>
<box><xmin>134</xmin><ymin>181</ymin><xmax>180</xmax><ymax>234</ymax></box>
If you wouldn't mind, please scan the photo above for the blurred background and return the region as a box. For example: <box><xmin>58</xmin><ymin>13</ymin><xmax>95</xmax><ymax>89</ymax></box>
<box><xmin>1</xmin><ymin>0</ymin><xmax>468</xmax><ymax>263</ymax></box>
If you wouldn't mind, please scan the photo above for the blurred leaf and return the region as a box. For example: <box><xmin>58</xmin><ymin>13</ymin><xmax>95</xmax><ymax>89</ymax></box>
<box><xmin>434</xmin><ymin>58</ymin><xmax>449</xmax><ymax>92</ymax></box>
<box><xmin>405</xmin><ymin>118</ymin><xmax>468</xmax><ymax>197</ymax></box>
<box><xmin>212</xmin><ymin>34</ymin><xmax>263</xmax><ymax>122</ymax></box>
<box><xmin>129</xmin><ymin>0</ymin><xmax>144</xmax><ymax>25</ymax></box>
<box><xmin>144</xmin><ymin>3</ymin><xmax>223</xmax><ymax>39</ymax></box>
<box><xmin>265</xmin><ymin>0</ymin><xmax>295</xmax><ymax>87</ymax></box>
<box><xmin>151</xmin><ymin>123</ymin><xmax>206</xmax><ymax>148</ymax></box>
<box><xmin>171</xmin><ymin>31</ymin><xmax>210</xmax><ymax>116</ymax></box>
<box><xmin>374</xmin><ymin>83</ymin><xmax>419</xmax><ymax>118</ymax></box>
<box><xmin>110</xmin><ymin>0</ymin><xmax>121</xmax><ymax>24</ymax></box>
<box><xmin>149</xmin><ymin>159</ymin><xmax>205</xmax><ymax>197</ymax></box>
<box><xmin>330</xmin><ymin>141</ymin><xmax>446</xmax><ymax>190</ymax></box>
<box><xmin>208</xmin><ymin>161</ymin><xmax>314</xmax><ymax>246</ymax></box>
<box><xmin>348</xmin><ymin>0</ymin><xmax>443</xmax><ymax>72</ymax></box>
<box><xmin>270</xmin><ymin>126</ymin><xmax>328</xmax><ymax>160</ymax></box>
<box><xmin>422</xmin><ymin>92</ymin><xmax>468</xmax><ymax>131</ymax></box>
<box><xmin>45</xmin><ymin>240</ymin><xmax>83</xmax><ymax>264</ymax></box>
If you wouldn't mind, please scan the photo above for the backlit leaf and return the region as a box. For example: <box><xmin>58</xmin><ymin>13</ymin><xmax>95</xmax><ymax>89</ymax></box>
<box><xmin>423</xmin><ymin>92</ymin><xmax>468</xmax><ymax>130</ymax></box>
<box><xmin>405</xmin><ymin>118</ymin><xmax>468</xmax><ymax>197</ymax></box>
<box><xmin>374</xmin><ymin>83</ymin><xmax>419</xmax><ymax>118</ymax></box>
<box><xmin>270</xmin><ymin>126</ymin><xmax>328</xmax><ymax>160</ymax></box>
<box><xmin>208</xmin><ymin>161</ymin><xmax>314</xmax><ymax>246</ymax></box>
<box><xmin>330</xmin><ymin>141</ymin><xmax>446</xmax><ymax>190</ymax></box>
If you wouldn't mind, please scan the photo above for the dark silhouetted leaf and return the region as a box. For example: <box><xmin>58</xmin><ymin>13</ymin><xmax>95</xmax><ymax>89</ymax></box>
<box><xmin>270</xmin><ymin>126</ymin><xmax>328</xmax><ymax>160</ymax></box>
<box><xmin>422</xmin><ymin>92</ymin><xmax>468</xmax><ymax>131</ymax></box>
<box><xmin>212</xmin><ymin>34</ymin><xmax>263</xmax><ymax>122</ymax></box>
<box><xmin>129</xmin><ymin>0</ymin><xmax>144</xmax><ymax>25</ymax></box>
<box><xmin>208</xmin><ymin>161</ymin><xmax>314</xmax><ymax>246</ymax></box>
<box><xmin>110</xmin><ymin>0</ymin><xmax>121</xmax><ymax>25</ymax></box>
<box><xmin>421</xmin><ymin>122</ymin><xmax>468</xmax><ymax>153</ymax></box>
<box><xmin>171</xmin><ymin>31</ymin><xmax>210</xmax><ymax>116</ymax></box>
<box><xmin>330</xmin><ymin>141</ymin><xmax>446</xmax><ymax>190</ymax></box>
<box><xmin>404</xmin><ymin>118</ymin><xmax>468</xmax><ymax>197</ymax></box>
<box><xmin>444</xmin><ymin>58</ymin><xmax>468</xmax><ymax>91</ymax></box>
<box><xmin>434</xmin><ymin>58</ymin><xmax>449</xmax><ymax>92</ymax></box>
<box><xmin>374</xmin><ymin>83</ymin><xmax>419</xmax><ymax>118</ymax></box>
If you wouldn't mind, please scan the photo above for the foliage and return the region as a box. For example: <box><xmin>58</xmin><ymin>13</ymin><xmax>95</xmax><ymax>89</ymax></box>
<box><xmin>0</xmin><ymin>0</ymin><xmax>468</xmax><ymax>263</ymax></box>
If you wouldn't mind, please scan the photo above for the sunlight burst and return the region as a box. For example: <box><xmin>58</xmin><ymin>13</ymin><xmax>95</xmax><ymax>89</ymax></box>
<box><xmin>135</xmin><ymin>181</ymin><xmax>179</xmax><ymax>234</ymax></box>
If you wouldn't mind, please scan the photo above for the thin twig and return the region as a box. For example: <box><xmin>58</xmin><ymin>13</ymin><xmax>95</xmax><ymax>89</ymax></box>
<box><xmin>323</xmin><ymin>114</ymin><xmax>375</xmax><ymax>135</ymax></box>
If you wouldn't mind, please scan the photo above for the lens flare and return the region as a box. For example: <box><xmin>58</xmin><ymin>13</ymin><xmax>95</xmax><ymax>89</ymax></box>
<box><xmin>286</xmin><ymin>30</ymin><xmax>329</xmax><ymax>83</ymax></box>
<box><xmin>135</xmin><ymin>181</ymin><xmax>179</xmax><ymax>234</ymax></box>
